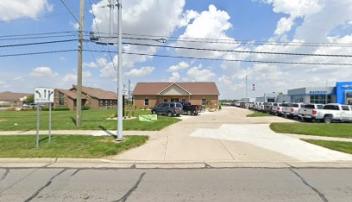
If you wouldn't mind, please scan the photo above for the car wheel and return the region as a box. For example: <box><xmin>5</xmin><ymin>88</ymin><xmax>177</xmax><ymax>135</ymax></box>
<box><xmin>324</xmin><ymin>116</ymin><xmax>332</xmax><ymax>124</ymax></box>
<box><xmin>151</xmin><ymin>110</ymin><xmax>155</xmax><ymax>114</ymax></box>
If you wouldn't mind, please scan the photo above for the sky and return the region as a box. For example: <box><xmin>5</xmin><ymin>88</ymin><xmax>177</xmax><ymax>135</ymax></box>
<box><xmin>0</xmin><ymin>0</ymin><xmax>352</xmax><ymax>99</ymax></box>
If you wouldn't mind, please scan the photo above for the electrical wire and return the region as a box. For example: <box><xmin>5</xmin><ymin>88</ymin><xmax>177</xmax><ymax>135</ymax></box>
<box><xmin>84</xmin><ymin>49</ymin><xmax>352</xmax><ymax>66</ymax></box>
<box><xmin>59</xmin><ymin>0</ymin><xmax>80</xmax><ymax>23</ymax></box>
<box><xmin>0</xmin><ymin>39</ymin><xmax>79</xmax><ymax>48</ymax></box>
<box><xmin>0</xmin><ymin>49</ymin><xmax>77</xmax><ymax>58</ymax></box>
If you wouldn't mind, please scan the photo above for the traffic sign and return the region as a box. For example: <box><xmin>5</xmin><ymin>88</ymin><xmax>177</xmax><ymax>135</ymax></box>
<box><xmin>34</xmin><ymin>88</ymin><xmax>54</xmax><ymax>104</ymax></box>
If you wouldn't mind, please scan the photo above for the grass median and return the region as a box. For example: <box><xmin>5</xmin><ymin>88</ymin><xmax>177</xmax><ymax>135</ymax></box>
<box><xmin>247</xmin><ymin>111</ymin><xmax>272</xmax><ymax>117</ymax></box>
<box><xmin>0</xmin><ymin>135</ymin><xmax>148</xmax><ymax>158</ymax></box>
<box><xmin>270</xmin><ymin>123</ymin><xmax>352</xmax><ymax>138</ymax></box>
<box><xmin>303</xmin><ymin>140</ymin><xmax>352</xmax><ymax>154</ymax></box>
<box><xmin>0</xmin><ymin>109</ymin><xmax>180</xmax><ymax>131</ymax></box>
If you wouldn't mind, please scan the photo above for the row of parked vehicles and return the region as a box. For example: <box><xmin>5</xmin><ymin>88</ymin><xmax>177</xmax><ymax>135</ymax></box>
<box><xmin>250</xmin><ymin>102</ymin><xmax>352</xmax><ymax>123</ymax></box>
<box><xmin>151</xmin><ymin>102</ymin><xmax>201</xmax><ymax>117</ymax></box>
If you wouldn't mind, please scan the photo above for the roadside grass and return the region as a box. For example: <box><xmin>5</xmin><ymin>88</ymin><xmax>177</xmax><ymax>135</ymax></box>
<box><xmin>270</xmin><ymin>123</ymin><xmax>352</xmax><ymax>138</ymax></box>
<box><xmin>0</xmin><ymin>135</ymin><xmax>148</xmax><ymax>158</ymax></box>
<box><xmin>247</xmin><ymin>111</ymin><xmax>272</xmax><ymax>117</ymax></box>
<box><xmin>0</xmin><ymin>109</ymin><xmax>179</xmax><ymax>131</ymax></box>
<box><xmin>303</xmin><ymin>140</ymin><xmax>352</xmax><ymax>154</ymax></box>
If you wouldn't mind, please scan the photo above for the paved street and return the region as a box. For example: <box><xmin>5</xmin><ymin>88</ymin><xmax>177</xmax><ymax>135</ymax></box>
<box><xmin>1</xmin><ymin>168</ymin><xmax>352</xmax><ymax>202</ymax></box>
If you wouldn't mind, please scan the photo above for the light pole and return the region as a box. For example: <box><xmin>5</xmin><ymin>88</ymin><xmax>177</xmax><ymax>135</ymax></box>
<box><xmin>116</xmin><ymin>0</ymin><xmax>123</xmax><ymax>140</ymax></box>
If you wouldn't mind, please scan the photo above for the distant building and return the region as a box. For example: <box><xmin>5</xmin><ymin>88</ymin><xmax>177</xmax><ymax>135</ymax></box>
<box><xmin>132</xmin><ymin>82</ymin><xmax>220</xmax><ymax>108</ymax></box>
<box><xmin>54</xmin><ymin>85</ymin><xmax>117</xmax><ymax>110</ymax></box>
<box><xmin>0</xmin><ymin>91</ymin><xmax>31</xmax><ymax>109</ymax></box>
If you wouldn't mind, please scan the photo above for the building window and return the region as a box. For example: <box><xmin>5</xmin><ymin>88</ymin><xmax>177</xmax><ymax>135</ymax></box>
<box><xmin>310</xmin><ymin>95</ymin><xmax>331</xmax><ymax>104</ymax></box>
<box><xmin>202</xmin><ymin>98</ymin><xmax>207</xmax><ymax>105</ymax></box>
<box><xmin>164</xmin><ymin>99</ymin><xmax>168</xmax><ymax>102</ymax></box>
<box><xmin>59</xmin><ymin>92</ymin><xmax>65</xmax><ymax>106</ymax></box>
<box><xmin>144</xmin><ymin>98</ymin><xmax>149</xmax><ymax>106</ymax></box>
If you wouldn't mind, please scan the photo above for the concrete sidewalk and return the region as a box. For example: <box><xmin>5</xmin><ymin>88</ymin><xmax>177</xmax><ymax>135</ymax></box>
<box><xmin>0</xmin><ymin>130</ymin><xmax>156</xmax><ymax>136</ymax></box>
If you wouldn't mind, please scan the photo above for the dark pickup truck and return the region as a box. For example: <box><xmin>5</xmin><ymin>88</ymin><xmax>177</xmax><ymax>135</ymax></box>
<box><xmin>181</xmin><ymin>102</ymin><xmax>200</xmax><ymax>115</ymax></box>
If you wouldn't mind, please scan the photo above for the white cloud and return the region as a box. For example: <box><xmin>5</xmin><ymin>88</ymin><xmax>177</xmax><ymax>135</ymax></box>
<box><xmin>125</xmin><ymin>66</ymin><xmax>155</xmax><ymax>77</ymax></box>
<box><xmin>274</xmin><ymin>16</ymin><xmax>295</xmax><ymax>35</ymax></box>
<box><xmin>0</xmin><ymin>0</ymin><xmax>52</xmax><ymax>21</ymax></box>
<box><xmin>169</xmin><ymin>72</ymin><xmax>181</xmax><ymax>82</ymax></box>
<box><xmin>90</xmin><ymin>0</ymin><xmax>186</xmax><ymax>70</ymax></box>
<box><xmin>186</xmin><ymin>66</ymin><xmax>215</xmax><ymax>81</ymax></box>
<box><xmin>176</xmin><ymin>4</ymin><xmax>238</xmax><ymax>58</ymax></box>
<box><xmin>262</xmin><ymin>0</ymin><xmax>322</xmax><ymax>36</ymax></box>
<box><xmin>30</xmin><ymin>67</ymin><xmax>57</xmax><ymax>78</ymax></box>
<box><xmin>63</xmin><ymin>73</ymin><xmax>76</xmax><ymax>83</ymax></box>
<box><xmin>168</xmin><ymin>61</ymin><xmax>189</xmax><ymax>72</ymax></box>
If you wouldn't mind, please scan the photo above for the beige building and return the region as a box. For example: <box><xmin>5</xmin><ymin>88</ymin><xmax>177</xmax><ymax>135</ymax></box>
<box><xmin>133</xmin><ymin>82</ymin><xmax>219</xmax><ymax>108</ymax></box>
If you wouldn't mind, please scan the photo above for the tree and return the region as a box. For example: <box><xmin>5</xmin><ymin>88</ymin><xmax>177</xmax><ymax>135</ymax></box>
<box><xmin>24</xmin><ymin>95</ymin><xmax>34</xmax><ymax>104</ymax></box>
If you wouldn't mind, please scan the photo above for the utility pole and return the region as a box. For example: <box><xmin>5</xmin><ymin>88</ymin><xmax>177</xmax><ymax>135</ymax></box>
<box><xmin>76</xmin><ymin>0</ymin><xmax>85</xmax><ymax>127</ymax></box>
<box><xmin>245</xmin><ymin>74</ymin><xmax>248</xmax><ymax>98</ymax></box>
<box><xmin>116</xmin><ymin>0</ymin><xmax>123</xmax><ymax>140</ymax></box>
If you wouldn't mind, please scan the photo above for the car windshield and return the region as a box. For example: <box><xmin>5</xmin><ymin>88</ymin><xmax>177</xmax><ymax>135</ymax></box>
<box><xmin>292</xmin><ymin>104</ymin><xmax>299</xmax><ymax>107</ymax></box>
<box><xmin>176</xmin><ymin>103</ymin><xmax>182</xmax><ymax>108</ymax></box>
<box><xmin>304</xmin><ymin>104</ymin><xmax>314</xmax><ymax>109</ymax></box>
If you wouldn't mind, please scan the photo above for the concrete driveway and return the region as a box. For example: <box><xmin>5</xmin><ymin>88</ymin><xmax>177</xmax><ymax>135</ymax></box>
<box><xmin>112</xmin><ymin>107</ymin><xmax>352</xmax><ymax>163</ymax></box>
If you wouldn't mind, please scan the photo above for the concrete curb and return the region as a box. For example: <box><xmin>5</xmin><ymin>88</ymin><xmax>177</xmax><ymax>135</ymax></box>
<box><xmin>1</xmin><ymin>158</ymin><xmax>352</xmax><ymax>169</ymax></box>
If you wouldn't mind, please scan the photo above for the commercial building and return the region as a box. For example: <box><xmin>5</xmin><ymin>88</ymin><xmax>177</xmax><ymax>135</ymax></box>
<box><xmin>285</xmin><ymin>82</ymin><xmax>352</xmax><ymax>104</ymax></box>
<box><xmin>132</xmin><ymin>82</ymin><xmax>219</xmax><ymax>108</ymax></box>
<box><xmin>54</xmin><ymin>85</ymin><xmax>117</xmax><ymax>110</ymax></box>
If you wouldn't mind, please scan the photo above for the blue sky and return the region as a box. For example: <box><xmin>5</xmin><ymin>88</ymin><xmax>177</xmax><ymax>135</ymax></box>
<box><xmin>1</xmin><ymin>0</ymin><xmax>352</xmax><ymax>99</ymax></box>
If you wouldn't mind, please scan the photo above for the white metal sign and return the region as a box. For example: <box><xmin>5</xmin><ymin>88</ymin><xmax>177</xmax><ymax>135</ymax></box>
<box><xmin>34</xmin><ymin>88</ymin><xmax>54</xmax><ymax>104</ymax></box>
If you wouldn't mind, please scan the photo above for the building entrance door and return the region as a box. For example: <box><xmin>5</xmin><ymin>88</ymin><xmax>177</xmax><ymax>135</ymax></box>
<box><xmin>171</xmin><ymin>98</ymin><xmax>180</xmax><ymax>102</ymax></box>
<box><xmin>346</xmin><ymin>91</ymin><xmax>352</xmax><ymax>105</ymax></box>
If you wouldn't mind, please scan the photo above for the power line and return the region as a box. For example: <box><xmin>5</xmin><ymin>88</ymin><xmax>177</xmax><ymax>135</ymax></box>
<box><xmin>0</xmin><ymin>34</ymin><xmax>78</xmax><ymax>41</ymax></box>
<box><xmin>0</xmin><ymin>49</ymin><xmax>77</xmax><ymax>58</ymax></box>
<box><xmin>90</xmin><ymin>40</ymin><xmax>352</xmax><ymax>58</ymax></box>
<box><xmin>0</xmin><ymin>39</ymin><xmax>79</xmax><ymax>48</ymax></box>
<box><xmin>84</xmin><ymin>49</ymin><xmax>352</xmax><ymax>66</ymax></box>
<box><xmin>92</xmin><ymin>31</ymin><xmax>352</xmax><ymax>47</ymax></box>
<box><xmin>59</xmin><ymin>0</ymin><xmax>80</xmax><ymax>23</ymax></box>
<box><xmin>0</xmin><ymin>31</ymin><xmax>77</xmax><ymax>38</ymax></box>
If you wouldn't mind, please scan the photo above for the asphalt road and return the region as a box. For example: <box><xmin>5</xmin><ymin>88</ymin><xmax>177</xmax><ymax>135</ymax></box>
<box><xmin>1</xmin><ymin>168</ymin><xmax>352</xmax><ymax>202</ymax></box>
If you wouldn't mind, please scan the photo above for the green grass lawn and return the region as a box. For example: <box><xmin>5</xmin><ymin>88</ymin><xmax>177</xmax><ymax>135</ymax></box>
<box><xmin>247</xmin><ymin>111</ymin><xmax>272</xmax><ymax>117</ymax></box>
<box><xmin>0</xmin><ymin>109</ymin><xmax>180</xmax><ymax>131</ymax></box>
<box><xmin>270</xmin><ymin>123</ymin><xmax>352</xmax><ymax>138</ymax></box>
<box><xmin>304</xmin><ymin>140</ymin><xmax>352</xmax><ymax>154</ymax></box>
<box><xmin>0</xmin><ymin>135</ymin><xmax>148</xmax><ymax>158</ymax></box>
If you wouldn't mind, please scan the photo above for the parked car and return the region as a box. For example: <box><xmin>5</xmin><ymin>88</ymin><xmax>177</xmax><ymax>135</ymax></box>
<box><xmin>263</xmin><ymin>102</ymin><xmax>274</xmax><ymax>113</ymax></box>
<box><xmin>315</xmin><ymin>103</ymin><xmax>352</xmax><ymax>123</ymax></box>
<box><xmin>151</xmin><ymin>102</ymin><xmax>183</xmax><ymax>117</ymax></box>
<box><xmin>298</xmin><ymin>104</ymin><xmax>324</xmax><ymax>121</ymax></box>
<box><xmin>281</xmin><ymin>103</ymin><xmax>292</xmax><ymax>117</ymax></box>
<box><xmin>271</xmin><ymin>103</ymin><xmax>281</xmax><ymax>115</ymax></box>
<box><xmin>181</xmin><ymin>102</ymin><xmax>200</xmax><ymax>115</ymax></box>
<box><xmin>289</xmin><ymin>103</ymin><xmax>305</xmax><ymax>118</ymax></box>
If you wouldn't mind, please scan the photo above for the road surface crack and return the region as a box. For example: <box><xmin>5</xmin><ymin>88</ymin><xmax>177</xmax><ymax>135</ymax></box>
<box><xmin>112</xmin><ymin>172</ymin><xmax>146</xmax><ymax>202</ymax></box>
<box><xmin>24</xmin><ymin>169</ymin><xmax>67</xmax><ymax>202</ymax></box>
<box><xmin>0</xmin><ymin>168</ymin><xmax>9</xmax><ymax>182</ymax></box>
<box><xmin>289</xmin><ymin>168</ymin><xmax>328</xmax><ymax>202</ymax></box>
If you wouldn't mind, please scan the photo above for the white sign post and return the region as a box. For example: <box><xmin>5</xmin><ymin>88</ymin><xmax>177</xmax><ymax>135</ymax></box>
<box><xmin>34</xmin><ymin>88</ymin><xmax>54</xmax><ymax>148</ymax></box>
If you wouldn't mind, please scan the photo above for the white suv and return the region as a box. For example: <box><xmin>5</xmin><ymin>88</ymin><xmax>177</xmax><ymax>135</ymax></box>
<box><xmin>315</xmin><ymin>104</ymin><xmax>352</xmax><ymax>123</ymax></box>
